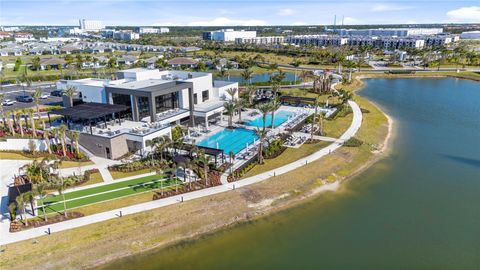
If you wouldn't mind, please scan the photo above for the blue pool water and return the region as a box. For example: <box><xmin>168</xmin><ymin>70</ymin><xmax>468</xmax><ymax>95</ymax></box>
<box><xmin>197</xmin><ymin>128</ymin><xmax>259</xmax><ymax>155</ymax></box>
<box><xmin>246</xmin><ymin>110</ymin><xmax>294</xmax><ymax>128</ymax></box>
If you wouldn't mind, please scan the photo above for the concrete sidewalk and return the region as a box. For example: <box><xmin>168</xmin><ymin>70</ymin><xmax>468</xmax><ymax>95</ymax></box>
<box><xmin>0</xmin><ymin>100</ymin><xmax>362</xmax><ymax>246</ymax></box>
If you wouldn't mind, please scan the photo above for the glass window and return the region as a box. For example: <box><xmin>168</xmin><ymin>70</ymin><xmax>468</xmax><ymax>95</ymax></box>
<box><xmin>193</xmin><ymin>93</ymin><xmax>198</xmax><ymax>105</ymax></box>
<box><xmin>202</xmin><ymin>90</ymin><xmax>209</xmax><ymax>102</ymax></box>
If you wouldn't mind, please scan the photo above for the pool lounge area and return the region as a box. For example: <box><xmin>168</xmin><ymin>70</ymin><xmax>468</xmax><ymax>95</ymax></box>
<box><xmin>246</xmin><ymin>110</ymin><xmax>294</xmax><ymax>128</ymax></box>
<box><xmin>197</xmin><ymin>128</ymin><xmax>258</xmax><ymax>155</ymax></box>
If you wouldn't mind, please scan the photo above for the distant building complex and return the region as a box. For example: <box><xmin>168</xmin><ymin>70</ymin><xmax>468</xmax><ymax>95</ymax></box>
<box><xmin>79</xmin><ymin>19</ymin><xmax>105</xmax><ymax>32</ymax></box>
<box><xmin>203</xmin><ymin>29</ymin><xmax>257</xmax><ymax>42</ymax></box>
<box><xmin>333</xmin><ymin>27</ymin><xmax>443</xmax><ymax>37</ymax></box>
<box><xmin>139</xmin><ymin>27</ymin><xmax>170</xmax><ymax>34</ymax></box>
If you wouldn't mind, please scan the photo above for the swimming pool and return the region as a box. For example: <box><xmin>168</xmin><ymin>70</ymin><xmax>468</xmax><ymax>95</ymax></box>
<box><xmin>246</xmin><ymin>110</ymin><xmax>294</xmax><ymax>128</ymax></box>
<box><xmin>197</xmin><ymin>128</ymin><xmax>259</xmax><ymax>155</ymax></box>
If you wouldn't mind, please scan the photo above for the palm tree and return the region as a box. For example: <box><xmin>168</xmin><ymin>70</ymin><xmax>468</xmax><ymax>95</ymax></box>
<box><xmin>16</xmin><ymin>110</ymin><xmax>24</xmax><ymax>137</ymax></box>
<box><xmin>25</xmin><ymin>191</ymin><xmax>35</xmax><ymax>217</ymax></box>
<box><xmin>254</xmin><ymin>127</ymin><xmax>268</xmax><ymax>164</ymax></box>
<box><xmin>236</xmin><ymin>98</ymin><xmax>247</xmax><ymax>122</ymax></box>
<box><xmin>16</xmin><ymin>194</ymin><xmax>27</xmax><ymax>225</ymax></box>
<box><xmin>291</xmin><ymin>59</ymin><xmax>301</xmax><ymax>83</ymax></box>
<box><xmin>218</xmin><ymin>68</ymin><xmax>228</xmax><ymax>80</ymax></box>
<box><xmin>299</xmin><ymin>70</ymin><xmax>313</xmax><ymax>89</ymax></box>
<box><xmin>35</xmin><ymin>183</ymin><xmax>48</xmax><ymax>221</ymax></box>
<box><xmin>225</xmin><ymin>87</ymin><xmax>238</xmax><ymax>101</ymax></box>
<box><xmin>56</xmin><ymin>125</ymin><xmax>68</xmax><ymax>157</ymax></box>
<box><xmin>63</xmin><ymin>85</ymin><xmax>77</xmax><ymax>107</ymax></box>
<box><xmin>270</xmin><ymin>99</ymin><xmax>281</xmax><ymax>129</ymax></box>
<box><xmin>0</xmin><ymin>94</ymin><xmax>5</xmax><ymax>129</ymax></box>
<box><xmin>68</xmin><ymin>131</ymin><xmax>81</xmax><ymax>156</ymax></box>
<box><xmin>53</xmin><ymin>176</ymin><xmax>73</xmax><ymax>218</ymax></box>
<box><xmin>256</xmin><ymin>102</ymin><xmax>273</xmax><ymax>131</ymax></box>
<box><xmin>196</xmin><ymin>151</ymin><xmax>211</xmax><ymax>186</ymax></box>
<box><xmin>246</xmin><ymin>85</ymin><xmax>256</xmax><ymax>105</ymax></box>
<box><xmin>5</xmin><ymin>111</ymin><xmax>15</xmax><ymax>135</ymax></box>
<box><xmin>223</xmin><ymin>101</ymin><xmax>236</xmax><ymax>128</ymax></box>
<box><xmin>241</xmin><ymin>68</ymin><xmax>253</xmax><ymax>85</ymax></box>
<box><xmin>32</xmin><ymin>88</ymin><xmax>42</xmax><ymax>116</ymax></box>
<box><xmin>27</xmin><ymin>108</ymin><xmax>36</xmax><ymax>137</ymax></box>
<box><xmin>344</xmin><ymin>60</ymin><xmax>356</xmax><ymax>83</ymax></box>
<box><xmin>43</xmin><ymin>130</ymin><xmax>52</xmax><ymax>154</ymax></box>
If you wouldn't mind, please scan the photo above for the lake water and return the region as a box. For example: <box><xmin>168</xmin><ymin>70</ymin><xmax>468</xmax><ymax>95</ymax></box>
<box><xmin>98</xmin><ymin>78</ymin><xmax>480</xmax><ymax>269</ymax></box>
<box><xmin>217</xmin><ymin>72</ymin><xmax>298</xmax><ymax>84</ymax></box>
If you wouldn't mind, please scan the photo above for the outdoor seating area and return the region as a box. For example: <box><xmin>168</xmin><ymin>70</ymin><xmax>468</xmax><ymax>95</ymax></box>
<box><xmin>284</xmin><ymin>134</ymin><xmax>308</xmax><ymax>147</ymax></box>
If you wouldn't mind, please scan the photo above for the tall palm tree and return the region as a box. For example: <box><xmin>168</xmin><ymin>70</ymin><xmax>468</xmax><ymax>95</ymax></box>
<box><xmin>32</xmin><ymin>88</ymin><xmax>42</xmax><ymax>118</ymax></box>
<box><xmin>254</xmin><ymin>127</ymin><xmax>268</xmax><ymax>165</ymax></box>
<box><xmin>236</xmin><ymin>98</ymin><xmax>247</xmax><ymax>122</ymax></box>
<box><xmin>35</xmin><ymin>183</ymin><xmax>48</xmax><ymax>222</ymax></box>
<box><xmin>63</xmin><ymin>85</ymin><xmax>77</xmax><ymax>107</ymax></box>
<box><xmin>5</xmin><ymin>111</ymin><xmax>15</xmax><ymax>135</ymax></box>
<box><xmin>256</xmin><ymin>102</ymin><xmax>273</xmax><ymax>132</ymax></box>
<box><xmin>270</xmin><ymin>99</ymin><xmax>281</xmax><ymax>129</ymax></box>
<box><xmin>218</xmin><ymin>68</ymin><xmax>228</xmax><ymax>80</ymax></box>
<box><xmin>16</xmin><ymin>194</ymin><xmax>27</xmax><ymax>226</ymax></box>
<box><xmin>43</xmin><ymin>130</ymin><xmax>52</xmax><ymax>154</ymax></box>
<box><xmin>27</xmin><ymin>108</ymin><xmax>36</xmax><ymax>137</ymax></box>
<box><xmin>246</xmin><ymin>85</ymin><xmax>256</xmax><ymax>105</ymax></box>
<box><xmin>241</xmin><ymin>68</ymin><xmax>253</xmax><ymax>85</ymax></box>
<box><xmin>223</xmin><ymin>101</ymin><xmax>236</xmax><ymax>128</ymax></box>
<box><xmin>225</xmin><ymin>87</ymin><xmax>238</xmax><ymax>101</ymax></box>
<box><xmin>25</xmin><ymin>191</ymin><xmax>35</xmax><ymax>217</ymax></box>
<box><xmin>16</xmin><ymin>110</ymin><xmax>24</xmax><ymax>137</ymax></box>
<box><xmin>0</xmin><ymin>94</ymin><xmax>5</xmax><ymax>129</ymax></box>
<box><xmin>196</xmin><ymin>150</ymin><xmax>211</xmax><ymax>186</ymax></box>
<box><xmin>53</xmin><ymin>176</ymin><xmax>73</xmax><ymax>218</ymax></box>
<box><xmin>68</xmin><ymin>130</ymin><xmax>81</xmax><ymax>156</ymax></box>
<box><xmin>57</xmin><ymin>124</ymin><xmax>68</xmax><ymax>156</ymax></box>
<box><xmin>299</xmin><ymin>70</ymin><xmax>313</xmax><ymax>89</ymax></box>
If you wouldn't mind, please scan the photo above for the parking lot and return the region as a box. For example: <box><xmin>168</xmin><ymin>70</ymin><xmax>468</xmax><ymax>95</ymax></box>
<box><xmin>1</xmin><ymin>82</ymin><xmax>64</xmax><ymax>111</ymax></box>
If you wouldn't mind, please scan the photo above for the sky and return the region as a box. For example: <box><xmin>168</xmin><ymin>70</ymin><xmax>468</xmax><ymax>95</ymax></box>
<box><xmin>0</xmin><ymin>0</ymin><xmax>479</xmax><ymax>26</ymax></box>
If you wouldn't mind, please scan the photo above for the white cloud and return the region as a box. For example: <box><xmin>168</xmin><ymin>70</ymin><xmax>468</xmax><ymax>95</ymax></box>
<box><xmin>187</xmin><ymin>17</ymin><xmax>268</xmax><ymax>26</ymax></box>
<box><xmin>446</xmin><ymin>6</ymin><xmax>480</xmax><ymax>23</ymax></box>
<box><xmin>372</xmin><ymin>4</ymin><xmax>410</xmax><ymax>12</ymax></box>
<box><xmin>277</xmin><ymin>8</ymin><xmax>293</xmax><ymax>16</ymax></box>
<box><xmin>343</xmin><ymin>17</ymin><xmax>361</xmax><ymax>25</ymax></box>
<box><xmin>291</xmin><ymin>21</ymin><xmax>307</xmax><ymax>26</ymax></box>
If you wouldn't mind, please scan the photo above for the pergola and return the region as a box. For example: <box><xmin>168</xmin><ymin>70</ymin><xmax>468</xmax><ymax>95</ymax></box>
<box><xmin>49</xmin><ymin>103</ymin><xmax>129</xmax><ymax>133</ymax></box>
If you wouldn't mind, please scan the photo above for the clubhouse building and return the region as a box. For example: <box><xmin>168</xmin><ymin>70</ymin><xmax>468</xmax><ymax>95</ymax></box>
<box><xmin>54</xmin><ymin>68</ymin><xmax>237</xmax><ymax>159</ymax></box>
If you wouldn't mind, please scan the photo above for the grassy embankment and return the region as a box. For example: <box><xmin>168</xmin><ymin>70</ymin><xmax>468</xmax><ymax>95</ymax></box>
<box><xmin>0</xmin><ymin>76</ymin><xmax>390</xmax><ymax>270</ymax></box>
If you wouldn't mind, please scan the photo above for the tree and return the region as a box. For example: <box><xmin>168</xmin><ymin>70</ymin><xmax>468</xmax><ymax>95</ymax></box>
<box><xmin>225</xmin><ymin>87</ymin><xmax>238</xmax><ymax>101</ymax></box>
<box><xmin>16</xmin><ymin>110</ymin><xmax>24</xmax><ymax>137</ymax></box>
<box><xmin>32</xmin><ymin>88</ymin><xmax>44</xmax><ymax>128</ymax></box>
<box><xmin>223</xmin><ymin>101</ymin><xmax>236</xmax><ymax>128</ymax></box>
<box><xmin>270</xmin><ymin>99</ymin><xmax>281</xmax><ymax>129</ymax></box>
<box><xmin>197</xmin><ymin>151</ymin><xmax>211</xmax><ymax>186</ymax></box>
<box><xmin>246</xmin><ymin>85</ymin><xmax>256</xmax><ymax>105</ymax></box>
<box><xmin>32</xmin><ymin>56</ymin><xmax>41</xmax><ymax>71</ymax></box>
<box><xmin>43</xmin><ymin>130</ymin><xmax>52</xmax><ymax>154</ymax></box>
<box><xmin>16</xmin><ymin>194</ymin><xmax>27</xmax><ymax>225</ymax></box>
<box><xmin>35</xmin><ymin>183</ymin><xmax>48</xmax><ymax>221</ymax></box>
<box><xmin>5</xmin><ymin>111</ymin><xmax>15</xmax><ymax>135</ymax></box>
<box><xmin>299</xmin><ymin>70</ymin><xmax>313</xmax><ymax>89</ymax></box>
<box><xmin>344</xmin><ymin>60</ymin><xmax>356</xmax><ymax>83</ymax></box>
<box><xmin>56</xmin><ymin>125</ymin><xmax>68</xmax><ymax>157</ymax></box>
<box><xmin>68</xmin><ymin>131</ymin><xmax>81</xmax><ymax>156</ymax></box>
<box><xmin>218</xmin><ymin>68</ymin><xmax>229</xmax><ymax>80</ymax></box>
<box><xmin>254</xmin><ymin>127</ymin><xmax>268</xmax><ymax>164</ymax></box>
<box><xmin>146</xmin><ymin>135</ymin><xmax>171</xmax><ymax>162</ymax></box>
<box><xmin>256</xmin><ymin>102</ymin><xmax>273</xmax><ymax>132</ymax></box>
<box><xmin>0</xmin><ymin>94</ymin><xmax>5</xmax><ymax>129</ymax></box>
<box><xmin>241</xmin><ymin>68</ymin><xmax>253</xmax><ymax>85</ymax></box>
<box><xmin>24</xmin><ymin>191</ymin><xmax>35</xmax><ymax>217</ymax></box>
<box><xmin>14</xmin><ymin>57</ymin><xmax>22</xmax><ymax>72</ymax></box>
<box><xmin>53</xmin><ymin>176</ymin><xmax>74</xmax><ymax>217</ymax></box>
<box><xmin>63</xmin><ymin>85</ymin><xmax>77</xmax><ymax>107</ymax></box>
<box><xmin>27</xmin><ymin>108</ymin><xmax>36</xmax><ymax>137</ymax></box>
<box><xmin>291</xmin><ymin>59</ymin><xmax>301</xmax><ymax>83</ymax></box>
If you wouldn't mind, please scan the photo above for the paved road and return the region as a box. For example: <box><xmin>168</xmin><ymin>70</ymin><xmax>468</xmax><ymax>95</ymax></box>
<box><xmin>0</xmin><ymin>100</ymin><xmax>362</xmax><ymax>246</ymax></box>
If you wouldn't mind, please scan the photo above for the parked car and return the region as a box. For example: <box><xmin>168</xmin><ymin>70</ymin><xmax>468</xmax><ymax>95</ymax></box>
<box><xmin>50</xmin><ymin>90</ymin><xmax>63</xmax><ymax>97</ymax></box>
<box><xmin>16</xmin><ymin>95</ymin><xmax>34</xmax><ymax>103</ymax></box>
<box><xmin>2</xmin><ymin>99</ymin><xmax>15</xmax><ymax>106</ymax></box>
<box><xmin>40</xmin><ymin>93</ymin><xmax>50</xmax><ymax>99</ymax></box>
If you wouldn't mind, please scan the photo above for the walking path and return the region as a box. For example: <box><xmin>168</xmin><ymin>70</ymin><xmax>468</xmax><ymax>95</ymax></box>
<box><xmin>0</xmin><ymin>100</ymin><xmax>361</xmax><ymax>246</ymax></box>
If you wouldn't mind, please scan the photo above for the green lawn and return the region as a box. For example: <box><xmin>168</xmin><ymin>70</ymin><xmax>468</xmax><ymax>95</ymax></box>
<box><xmin>37</xmin><ymin>174</ymin><xmax>181</xmax><ymax>214</ymax></box>
<box><xmin>242</xmin><ymin>141</ymin><xmax>331</xmax><ymax>178</ymax></box>
<box><xmin>58</xmin><ymin>160</ymin><xmax>95</xmax><ymax>169</ymax></box>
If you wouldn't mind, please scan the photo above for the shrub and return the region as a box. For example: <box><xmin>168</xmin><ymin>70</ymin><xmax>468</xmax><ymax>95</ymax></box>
<box><xmin>344</xmin><ymin>137</ymin><xmax>363</xmax><ymax>147</ymax></box>
<box><xmin>8</xmin><ymin>203</ymin><xmax>17</xmax><ymax>221</ymax></box>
